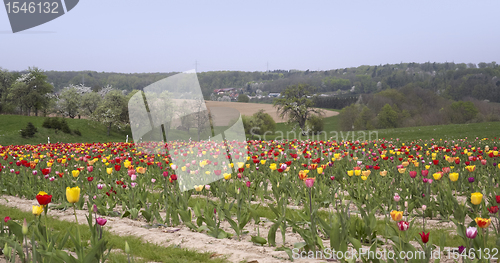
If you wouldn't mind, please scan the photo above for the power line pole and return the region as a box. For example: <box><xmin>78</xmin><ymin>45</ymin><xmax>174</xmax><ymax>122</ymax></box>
<box><xmin>195</xmin><ymin>60</ymin><xmax>199</xmax><ymax>72</ymax></box>
<box><xmin>266</xmin><ymin>62</ymin><xmax>269</xmax><ymax>73</ymax></box>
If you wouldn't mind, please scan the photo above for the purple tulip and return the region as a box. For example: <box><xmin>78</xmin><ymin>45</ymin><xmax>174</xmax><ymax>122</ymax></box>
<box><xmin>468</xmin><ymin>177</ymin><xmax>475</xmax><ymax>183</ymax></box>
<box><xmin>458</xmin><ymin>246</ymin><xmax>466</xmax><ymax>254</ymax></box>
<box><xmin>32</xmin><ymin>170</ymin><xmax>38</xmax><ymax>175</ymax></box>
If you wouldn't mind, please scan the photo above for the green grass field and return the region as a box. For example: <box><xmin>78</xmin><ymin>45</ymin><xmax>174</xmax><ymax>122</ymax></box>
<box><xmin>1</xmin><ymin>114</ymin><xmax>499</xmax><ymax>145</ymax></box>
<box><xmin>0</xmin><ymin>114</ymin><xmax>131</xmax><ymax>145</ymax></box>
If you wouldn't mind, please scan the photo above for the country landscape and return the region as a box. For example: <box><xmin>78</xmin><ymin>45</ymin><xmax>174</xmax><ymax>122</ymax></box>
<box><xmin>2</xmin><ymin>1</ymin><xmax>500</xmax><ymax>262</ymax></box>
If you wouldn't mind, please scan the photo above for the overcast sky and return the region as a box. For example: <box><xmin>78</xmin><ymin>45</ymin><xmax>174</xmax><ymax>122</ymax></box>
<box><xmin>1</xmin><ymin>0</ymin><xmax>499</xmax><ymax>73</ymax></box>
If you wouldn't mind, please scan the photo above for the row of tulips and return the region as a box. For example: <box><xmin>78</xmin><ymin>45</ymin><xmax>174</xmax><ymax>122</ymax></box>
<box><xmin>0</xmin><ymin>137</ymin><xmax>500</xmax><ymax>262</ymax></box>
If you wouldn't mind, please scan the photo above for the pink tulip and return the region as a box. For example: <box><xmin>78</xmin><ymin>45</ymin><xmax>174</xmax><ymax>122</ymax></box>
<box><xmin>305</xmin><ymin>178</ymin><xmax>315</xmax><ymax>188</ymax></box>
<box><xmin>131</xmin><ymin>174</ymin><xmax>137</xmax><ymax>181</ymax></box>
<box><xmin>96</xmin><ymin>217</ymin><xmax>107</xmax><ymax>226</ymax></box>
<box><xmin>409</xmin><ymin>171</ymin><xmax>417</xmax><ymax>178</ymax></box>
<box><xmin>32</xmin><ymin>170</ymin><xmax>38</xmax><ymax>175</ymax></box>
<box><xmin>162</xmin><ymin>171</ymin><xmax>169</xmax><ymax>177</ymax></box>
<box><xmin>128</xmin><ymin>169</ymin><xmax>135</xmax><ymax>177</ymax></box>
<box><xmin>246</xmin><ymin>181</ymin><xmax>251</xmax><ymax>187</ymax></box>
<box><xmin>151</xmin><ymin>178</ymin><xmax>156</xmax><ymax>183</ymax></box>
<box><xmin>394</xmin><ymin>195</ymin><xmax>400</xmax><ymax>202</ymax></box>
<box><xmin>87</xmin><ymin>166</ymin><xmax>93</xmax><ymax>173</ymax></box>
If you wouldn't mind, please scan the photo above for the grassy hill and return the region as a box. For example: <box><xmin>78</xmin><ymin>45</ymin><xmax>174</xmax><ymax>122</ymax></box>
<box><xmin>0</xmin><ymin>115</ymin><xmax>131</xmax><ymax>145</ymax></box>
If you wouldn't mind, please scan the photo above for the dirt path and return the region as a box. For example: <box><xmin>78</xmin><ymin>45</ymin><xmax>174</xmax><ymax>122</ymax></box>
<box><xmin>0</xmin><ymin>195</ymin><xmax>313</xmax><ymax>263</ymax></box>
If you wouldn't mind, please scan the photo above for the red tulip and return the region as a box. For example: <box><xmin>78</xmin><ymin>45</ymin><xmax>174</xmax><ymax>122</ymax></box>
<box><xmin>433</xmin><ymin>160</ymin><xmax>439</xmax><ymax>165</ymax></box>
<box><xmin>419</xmin><ymin>232</ymin><xmax>430</xmax><ymax>243</ymax></box>
<box><xmin>488</xmin><ymin>206</ymin><xmax>499</xmax><ymax>214</ymax></box>
<box><xmin>87</xmin><ymin>176</ymin><xmax>94</xmax><ymax>182</ymax></box>
<box><xmin>36</xmin><ymin>194</ymin><xmax>52</xmax><ymax>206</ymax></box>
<box><xmin>496</xmin><ymin>195</ymin><xmax>500</xmax><ymax>204</ymax></box>
<box><xmin>114</xmin><ymin>165</ymin><xmax>121</xmax><ymax>171</ymax></box>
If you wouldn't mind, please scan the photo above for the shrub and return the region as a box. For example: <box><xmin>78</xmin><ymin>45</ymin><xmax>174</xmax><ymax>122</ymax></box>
<box><xmin>20</xmin><ymin>122</ymin><xmax>37</xmax><ymax>138</ymax></box>
<box><xmin>306</xmin><ymin>115</ymin><xmax>324</xmax><ymax>135</ymax></box>
<box><xmin>42</xmin><ymin>118</ymin><xmax>52</xmax><ymax>128</ymax></box>
<box><xmin>50</xmin><ymin>118</ymin><xmax>62</xmax><ymax>130</ymax></box>
<box><xmin>237</xmin><ymin>94</ymin><xmax>250</xmax><ymax>103</ymax></box>
<box><xmin>61</xmin><ymin>119</ymin><xmax>71</xmax><ymax>134</ymax></box>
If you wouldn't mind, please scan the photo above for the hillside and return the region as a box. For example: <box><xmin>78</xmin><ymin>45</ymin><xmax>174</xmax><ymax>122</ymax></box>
<box><xmin>0</xmin><ymin>115</ymin><xmax>131</xmax><ymax>145</ymax></box>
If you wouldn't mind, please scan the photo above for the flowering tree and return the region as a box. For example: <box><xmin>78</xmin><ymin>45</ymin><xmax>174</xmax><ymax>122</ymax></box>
<box><xmin>92</xmin><ymin>90</ymin><xmax>128</xmax><ymax>136</ymax></box>
<box><xmin>273</xmin><ymin>84</ymin><xmax>322</xmax><ymax>135</ymax></box>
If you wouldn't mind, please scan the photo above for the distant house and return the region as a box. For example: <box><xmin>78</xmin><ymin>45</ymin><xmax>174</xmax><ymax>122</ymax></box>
<box><xmin>268</xmin><ymin>92</ymin><xmax>281</xmax><ymax>98</ymax></box>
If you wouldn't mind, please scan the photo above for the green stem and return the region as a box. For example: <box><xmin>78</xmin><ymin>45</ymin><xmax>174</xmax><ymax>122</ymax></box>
<box><xmin>73</xmin><ymin>204</ymin><xmax>82</xmax><ymax>248</ymax></box>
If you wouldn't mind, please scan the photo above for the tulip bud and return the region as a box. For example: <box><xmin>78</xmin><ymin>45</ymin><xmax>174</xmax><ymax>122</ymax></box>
<box><xmin>124</xmin><ymin>241</ymin><xmax>130</xmax><ymax>254</ymax></box>
<box><xmin>405</xmin><ymin>201</ymin><xmax>408</xmax><ymax>207</ymax></box>
<box><xmin>22</xmin><ymin>218</ymin><xmax>28</xmax><ymax>235</ymax></box>
<box><xmin>422</xmin><ymin>205</ymin><xmax>427</xmax><ymax>211</ymax></box>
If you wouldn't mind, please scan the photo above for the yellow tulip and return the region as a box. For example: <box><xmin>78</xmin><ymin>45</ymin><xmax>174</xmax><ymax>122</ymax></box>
<box><xmin>47</xmin><ymin>162</ymin><xmax>53</xmax><ymax>167</ymax></box>
<box><xmin>361</xmin><ymin>176</ymin><xmax>368</xmax><ymax>181</ymax></box>
<box><xmin>354</xmin><ymin>170</ymin><xmax>361</xmax><ymax>176</ymax></box>
<box><xmin>317</xmin><ymin>167</ymin><xmax>323</xmax><ymax>174</ymax></box>
<box><xmin>362</xmin><ymin>170</ymin><xmax>371</xmax><ymax>177</ymax></box>
<box><xmin>380</xmin><ymin>170</ymin><xmax>388</xmax><ymax>176</ymax></box>
<box><xmin>425</xmin><ymin>165</ymin><xmax>430</xmax><ymax>170</ymax></box>
<box><xmin>124</xmin><ymin>160</ymin><xmax>131</xmax><ymax>168</ymax></box>
<box><xmin>471</xmin><ymin>192</ymin><xmax>483</xmax><ymax>205</ymax></box>
<box><xmin>106</xmin><ymin>168</ymin><xmax>113</xmax><ymax>174</ymax></box>
<box><xmin>181</xmin><ymin>166</ymin><xmax>186</xmax><ymax>171</ymax></box>
<box><xmin>347</xmin><ymin>170</ymin><xmax>354</xmax><ymax>176</ymax></box>
<box><xmin>237</xmin><ymin>162</ymin><xmax>244</xmax><ymax>169</ymax></box>
<box><xmin>270</xmin><ymin>163</ymin><xmax>277</xmax><ymax>171</ymax></box>
<box><xmin>449</xmin><ymin>173</ymin><xmax>459</xmax><ymax>182</ymax></box>
<box><xmin>194</xmin><ymin>185</ymin><xmax>204</xmax><ymax>192</ymax></box>
<box><xmin>66</xmin><ymin>186</ymin><xmax>81</xmax><ymax>204</ymax></box>
<box><xmin>72</xmin><ymin>170</ymin><xmax>80</xmax><ymax>178</ymax></box>
<box><xmin>260</xmin><ymin>160</ymin><xmax>266</xmax><ymax>165</ymax></box>
<box><xmin>246</xmin><ymin>164</ymin><xmax>250</xmax><ymax>169</ymax></box>
<box><xmin>390</xmin><ymin>210</ymin><xmax>403</xmax><ymax>221</ymax></box>
<box><xmin>32</xmin><ymin>205</ymin><xmax>43</xmax><ymax>216</ymax></box>
<box><xmin>402</xmin><ymin>161</ymin><xmax>409</xmax><ymax>167</ymax></box>
<box><xmin>398</xmin><ymin>168</ymin><xmax>406</xmax><ymax>174</ymax></box>
<box><xmin>433</xmin><ymin>172</ymin><xmax>442</xmax><ymax>180</ymax></box>
<box><xmin>223</xmin><ymin>173</ymin><xmax>231</xmax><ymax>180</ymax></box>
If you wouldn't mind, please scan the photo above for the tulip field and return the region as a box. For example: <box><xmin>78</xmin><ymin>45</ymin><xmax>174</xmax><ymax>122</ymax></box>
<box><xmin>1</xmin><ymin>137</ymin><xmax>500</xmax><ymax>262</ymax></box>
